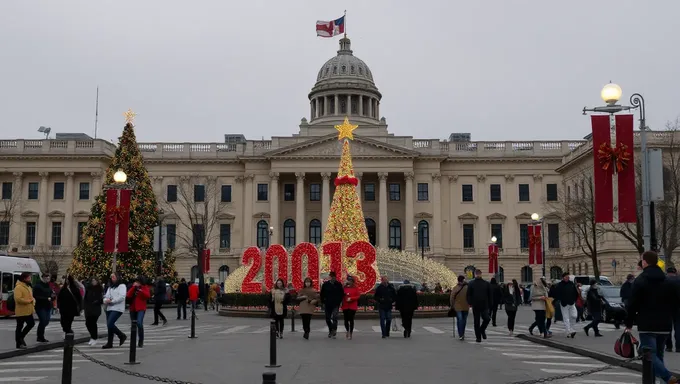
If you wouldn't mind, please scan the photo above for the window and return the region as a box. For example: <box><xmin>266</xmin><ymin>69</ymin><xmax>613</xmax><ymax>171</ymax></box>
<box><xmin>256</xmin><ymin>220</ymin><xmax>269</xmax><ymax>248</ymax></box>
<box><xmin>166</xmin><ymin>224</ymin><xmax>176</xmax><ymax>249</ymax></box>
<box><xmin>283</xmin><ymin>219</ymin><xmax>296</xmax><ymax>247</ymax></box>
<box><xmin>546</xmin><ymin>184</ymin><xmax>558</xmax><ymax>202</ymax></box>
<box><xmin>491</xmin><ymin>223</ymin><xmax>503</xmax><ymax>248</ymax></box>
<box><xmin>518</xmin><ymin>184</ymin><xmax>530</xmax><ymax>202</ymax></box>
<box><xmin>219</xmin><ymin>224</ymin><xmax>231</xmax><ymax>249</ymax></box>
<box><xmin>221</xmin><ymin>185</ymin><xmax>232</xmax><ymax>203</ymax></box>
<box><xmin>53</xmin><ymin>182</ymin><xmax>64</xmax><ymax>200</ymax></box>
<box><xmin>550</xmin><ymin>266</ymin><xmax>563</xmax><ymax>281</ymax></box>
<box><xmin>309</xmin><ymin>219</ymin><xmax>321</xmax><ymax>244</ymax></box>
<box><xmin>194</xmin><ymin>185</ymin><xmax>205</xmax><ymax>202</ymax></box>
<box><xmin>309</xmin><ymin>183</ymin><xmax>321</xmax><ymax>201</ymax></box>
<box><xmin>0</xmin><ymin>221</ymin><xmax>8</xmax><ymax>246</ymax></box>
<box><xmin>462</xmin><ymin>185</ymin><xmax>473</xmax><ymax>202</ymax></box>
<box><xmin>191</xmin><ymin>266</ymin><xmax>199</xmax><ymax>282</ymax></box>
<box><xmin>257</xmin><ymin>184</ymin><xmax>268</xmax><ymax>201</ymax></box>
<box><xmin>192</xmin><ymin>224</ymin><xmax>205</xmax><ymax>247</ymax></box>
<box><xmin>389</xmin><ymin>219</ymin><xmax>401</xmax><ymax>250</ymax></box>
<box><xmin>364</xmin><ymin>183</ymin><xmax>375</xmax><ymax>201</ymax></box>
<box><xmin>463</xmin><ymin>224</ymin><xmax>475</xmax><ymax>249</ymax></box>
<box><xmin>166</xmin><ymin>185</ymin><xmax>177</xmax><ymax>202</ymax></box>
<box><xmin>417</xmin><ymin>220</ymin><xmax>429</xmax><ymax>249</ymax></box>
<box><xmin>521</xmin><ymin>266</ymin><xmax>533</xmax><ymax>283</ymax></box>
<box><xmin>519</xmin><ymin>224</ymin><xmax>529</xmax><ymax>249</ymax></box>
<box><xmin>566</xmin><ymin>185</ymin><xmax>571</xmax><ymax>202</ymax></box>
<box><xmin>25</xmin><ymin>222</ymin><xmax>36</xmax><ymax>247</ymax></box>
<box><xmin>79</xmin><ymin>182</ymin><xmax>90</xmax><ymax>200</ymax></box>
<box><xmin>51</xmin><ymin>222</ymin><xmax>62</xmax><ymax>246</ymax></box>
<box><xmin>417</xmin><ymin>183</ymin><xmax>429</xmax><ymax>201</ymax></box>
<box><xmin>548</xmin><ymin>223</ymin><xmax>560</xmax><ymax>248</ymax></box>
<box><xmin>284</xmin><ymin>184</ymin><xmax>295</xmax><ymax>201</ymax></box>
<box><xmin>498</xmin><ymin>267</ymin><xmax>505</xmax><ymax>283</ymax></box>
<box><xmin>490</xmin><ymin>184</ymin><xmax>502</xmax><ymax>202</ymax></box>
<box><xmin>365</xmin><ymin>218</ymin><xmax>376</xmax><ymax>246</ymax></box>
<box><xmin>219</xmin><ymin>265</ymin><xmax>230</xmax><ymax>281</ymax></box>
<box><xmin>389</xmin><ymin>183</ymin><xmax>401</xmax><ymax>201</ymax></box>
<box><xmin>27</xmin><ymin>182</ymin><xmax>38</xmax><ymax>200</ymax></box>
<box><xmin>1</xmin><ymin>182</ymin><xmax>12</xmax><ymax>200</ymax></box>
<box><xmin>77</xmin><ymin>222</ymin><xmax>87</xmax><ymax>245</ymax></box>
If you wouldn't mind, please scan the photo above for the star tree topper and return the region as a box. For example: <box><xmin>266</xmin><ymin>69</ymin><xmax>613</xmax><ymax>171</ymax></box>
<box><xmin>335</xmin><ymin>116</ymin><xmax>358</xmax><ymax>140</ymax></box>
<box><xmin>123</xmin><ymin>109</ymin><xmax>137</xmax><ymax>124</ymax></box>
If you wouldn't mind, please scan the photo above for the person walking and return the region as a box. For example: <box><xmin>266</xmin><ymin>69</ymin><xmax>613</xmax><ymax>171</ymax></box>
<box><xmin>126</xmin><ymin>276</ymin><xmax>150</xmax><ymax>348</ymax></box>
<box><xmin>489</xmin><ymin>278</ymin><xmax>502</xmax><ymax>327</ymax></box>
<box><xmin>503</xmin><ymin>279</ymin><xmax>522</xmax><ymax>336</ymax></box>
<box><xmin>176</xmin><ymin>278</ymin><xmax>189</xmax><ymax>320</ymax></box>
<box><xmin>57</xmin><ymin>275</ymin><xmax>82</xmax><ymax>335</ymax></box>
<box><xmin>341</xmin><ymin>276</ymin><xmax>360</xmax><ymax>339</ymax></box>
<box><xmin>575</xmin><ymin>283</ymin><xmax>585</xmax><ymax>322</ymax></box>
<box><xmin>102</xmin><ymin>273</ymin><xmax>127</xmax><ymax>349</ymax></box>
<box><xmin>84</xmin><ymin>278</ymin><xmax>103</xmax><ymax>346</ymax></box>
<box><xmin>296</xmin><ymin>277</ymin><xmax>318</xmax><ymax>340</ymax></box>
<box><xmin>320</xmin><ymin>271</ymin><xmax>344</xmax><ymax>339</ymax></box>
<box><xmin>625</xmin><ymin>251</ymin><xmax>680</xmax><ymax>384</ymax></box>
<box><xmin>584</xmin><ymin>279</ymin><xmax>604</xmax><ymax>337</ymax></box>
<box><xmin>33</xmin><ymin>273</ymin><xmax>54</xmax><ymax>343</ymax></box>
<box><xmin>151</xmin><ymin>276</ymin><xmax>168</xmax><ymax>326</ymax></box>
<box><xmin>269</xmin><ymin>278</ymin><xmax>290</xmax><ymax>339</ymax></box>
<box><xmin>188</xmin><ymin>281</ymin><xmax>199</xmax><ymax>312</ymax></box>
<box><xmin>666</xmin><ymin>267</ymin><xmax>680</xmax><ymax>352</ymax></box>
<box><xmin>620</xmin><ymin>273</ymin><xmax>635</xmax><ymax>309</ymax></box>
<box><xmin>14</xmin><ymin>272</ymin><xmax>35</xmax><ymax>349</ymax></box>
<box><xmin>529</xmin><ymin>277</ymin><xmax>550</xmax><ymax>338</ymax></box>
<box><xmin>553</xmin><ymin>272</ymin><xmax>578</xmax><ymax>338</ymax></box>
<box><xmin>467</xmin><ymin>269</ymin><xmax>492</xmax><ymax>343</ymax></box>
<box><xmin>396</xmin><ymin>279</ymin><xmax>418</xmax><ymax>338</ymax></box>
<box><xmin>451</xmin><ymin>275</ymin><xmax>469</xmax><ymax>340</ymax></box>
<box><xmin>374</xmin><ymin>276</ymin><xmax>397</xmax><ymax>339</ymax></box>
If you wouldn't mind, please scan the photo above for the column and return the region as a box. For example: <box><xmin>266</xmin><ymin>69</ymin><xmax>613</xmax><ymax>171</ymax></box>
<box><xmin>295</xmin><ymin>172</ymin><xmax>305</xmax><ymax>244</ymax></box>
<box><xmin>347</xmin><ymin>95</ymin><xmax>351</xmax><ymax>116</ymax></box>
<box><xmin>37</xmin><ymin>172</ymin><xmax>49</xmax><ymax>247</ymax></box>
<box><xmin>404</xmin><ymin>172</ymin><xmax>414</xmax><ymax>252</ymax></box>
<box><xmin>321</xmin><ymin>173</ymin><xmax>331</xmax><ymax>232</ymax></box>
<box><xmin>378</xmin><ymin>172</ymin><xmax>388</xmax><ymax>248</ymax></box>
<box><xmin>376</xmin><ymin>100</ymin><xmax>380</xmax><ymax>119</ymax></box>
<box><xmin>12</xmin><ymin>172</ymin><xmax>23</xmax><ymax>245</ymax></box>
<box><xmin>243</xmin><ymin>175</ymin><xmax>254</xmax><ymax>247</ymax></box>
<box><xmin>315</xmin><ymin>98</ymin><xmax>319</xmax><ymax>119</ymax></box>
<box><xmin>448</xmin><ymin>175</ymin><xmax>458</xmax><ymax>253</ymax></box>
<box><xmin>235</xmin><ymin>176</ymin><xmax>244</xmax><ymax>251</ymax></box>
<box><xmin>91</xmin><ymin>172</ymin><xmax>102</xmax><ymax>197</ymax></box>
<box><xmin>356</xmin><ymin>172</ymin><xmax>363</xmax><ymax>197</ymax></box>
<box><xmin>64</xmin><ymin>172</ymin><xmax>75</xmax><ymax>248</ymax></box>
<box><xmin>334</xmin><ymin>94</ymin><xmax>339</xmax><ymax>115</ymax></box>
<box><xmin>269</xmin><ymin>172</ymin><xmax>280</xmax><ymax>244</ymax></box>
<box><xmin>368</xmin><ymin>98</ymin><xmax>373</xmax><ymax>118</ymax></box>
<box><xmin>432</xmin><ymin>173</ymin><xmax>442</xmax><ymax>255</ymax></box>
<box><xmin>324</xmin><ymin>96</ymin><xmax>329</xmax><ymax>116</ymax></box>
<box><xmin>206</xmin><ymin>176</ymin><xmax>218</xmax><ymax>252</ymax></box>
<box><xmin>359</xmin><ymin>95</ymin><xmax>363</xmax><ymax>116</ymax></box>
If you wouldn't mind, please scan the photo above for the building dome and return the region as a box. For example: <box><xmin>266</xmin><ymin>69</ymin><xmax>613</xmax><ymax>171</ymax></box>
<box><xmin>315</xmin><ymin>38</ymin><xmax>375</xmax><ymax>84</ymax></box>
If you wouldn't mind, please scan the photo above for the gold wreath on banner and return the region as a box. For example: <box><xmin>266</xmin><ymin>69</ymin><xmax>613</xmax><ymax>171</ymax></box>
<box><xmin>598</xmin><ymin>142</ymin><xmax>631</xmax><ymax>174</ymax></box>
<box><xmin>107</xmin><ymin>205</ymin><xmax>128</xmax><ymax>224</ymax></box>
<box><xmin>529</xmin><ymin>233</ymin><xmax>541</xmax><ymax>247</ymax></box>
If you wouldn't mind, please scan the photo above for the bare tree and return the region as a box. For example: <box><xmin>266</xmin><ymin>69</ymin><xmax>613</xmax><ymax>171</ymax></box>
<box><xmin>33</xmin><ymin>245</ymin><xmax>68</xmax><ymax>276</ymax></box>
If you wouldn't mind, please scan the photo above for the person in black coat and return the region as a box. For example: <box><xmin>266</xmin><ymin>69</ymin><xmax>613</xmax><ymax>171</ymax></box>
<box><xmin>374</xmin><ymin>276</ymin><xmax>397</xmax><ymax>338</ymax></box>
<box><xmin>57</xmin><ymin>275</ymin><xmax>82</xmax><ymax>335</ymax></box>
<box><xmin>176</xmin><ymin>279</ymin><xmax>189</xmax><ymax>320</ymax></box>
<box><xmin>151</xmin><ymin>277</ymin><xmax>168</xmax><ymax>325</ymax></box>
<box><xmin>503</xmin><ymin>279</ymin><xmax>523</xmax><ymax>335</ymax></box>
<box><xmin>396</xmin><ymin>280</ymin><xmax>418</xmax><ymax>338</ymax></box>
<box><xmin>620</xmin><ymin>273</ymin><xmax>635</xmax><ymax>308</ymax></box>
<box><xmin>553</xmin><ymin>273</ymin><xmax>579</xmax><ymax>337</ymax></box>
<box><xmin>84</xmin><ymin>278</ymin><xmax>103</xmax><ymax>345</ymax></box>
<box><xmin>466</xmin><ymin>269</ymin><xmax>492</xmax><ymax>343</ymax></box>
<box><xmin>320</xmin><ymin>271</ymin><xmax>345</xmax><ymax>338</ymax></box>
<box><xmin>489</xmin><ymin>278</ymin><xmax>503</xmax><ymax>327</ymax></box>
<box><xmin>32</xmin><ymin>273</ymin><xmax>54</xmax><ymax>343</ymax></box>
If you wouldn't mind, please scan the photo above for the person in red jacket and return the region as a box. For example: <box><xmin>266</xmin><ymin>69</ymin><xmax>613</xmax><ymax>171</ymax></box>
<box><xmin>341</xmin><ymin>276</ymin><xmax>361</xmax><ymax>340</ymax></box>
<box><xmin>188</xmin><ymin>281</ymin><xmax>199</xmax><ymax>311</ymax></box>
<box><xmin>126</xmin><ymin>276</ymin><xmax>150</xmax><ymax>348</ymax></box>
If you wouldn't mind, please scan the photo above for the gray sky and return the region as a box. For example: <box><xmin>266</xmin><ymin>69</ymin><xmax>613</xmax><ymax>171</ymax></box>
<box><xmin>1</xmin><ymin>1</ymin><xmax>678</xmax><ymax>143</ymax></box>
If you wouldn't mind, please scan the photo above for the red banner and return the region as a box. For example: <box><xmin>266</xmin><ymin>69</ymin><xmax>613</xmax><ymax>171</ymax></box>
<box><xmin>202</xmin><ymin>249</ymin><xmax>211</xmax><ymax>274</ymax></box>
<box><xmin>488</xmin><ymin>244</ymin><xmax>498</xmax><ymax>273</ymax></box>
<box><xmin>528</xmin><ymin>224</ymin><xmax>543</xmax><ymax>264</ymax></box>
<box><xmin>104</xmin><ymin>189</ymin><xmax>118</xmax><ymax>253</ymax></box>
<box><xmin>103</xmin><ymin>189</ymin><xmax>131</xmax><ymax>253</ymax></box>
<box><xmin>117</xmin><ymin>189</ymin><xmax>131</xmax><ymax>252</ymax></box>
<box><xmin>616</xmin><ymin>114</ymin><xmax>636</xmax><ymax>223</ymax></box>
<box><xmin>592</xmin><ymin>115</ymin><xmax>614</xmax><ymax>223</ymax></box>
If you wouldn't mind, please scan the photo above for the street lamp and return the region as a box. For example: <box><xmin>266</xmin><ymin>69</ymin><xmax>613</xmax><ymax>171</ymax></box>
<box><xmin>113</xmin><ymin>170</ymin><xmax>127</xmax><ymax>183</ymax></box>
<box><xmin>531</xmin><ymin>212</ymin><xmax>546</xmax><ymax>278</ymax></box>
<box><xmin>413</xmin><ymin>225</ymin><xmax>425</xmax><ymax>260</ymax></box>
<box><xmin>104</xmin><ymin>169</ymin><xmax>134</xmax><ymax>275</ymax></box>
<box><xmin>156</xmin><ymin>208</ymin><xmax>165</xmax><ymax>276</ymax></box>
<box><xmin>490</xmin><ymin>236</ymin><xmax>499</xmax><ymax>280</ymax></box>
<box><xmin>583</xmin><ymin>83</ymin><xmax>653</xmax><ymax>252</ymax></box>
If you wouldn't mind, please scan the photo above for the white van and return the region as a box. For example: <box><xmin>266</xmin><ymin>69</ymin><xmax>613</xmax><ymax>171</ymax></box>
<box><xmin>0</xmin><ymin>256</ymin><xmax>41</xmax><ymax>316</ymax></box>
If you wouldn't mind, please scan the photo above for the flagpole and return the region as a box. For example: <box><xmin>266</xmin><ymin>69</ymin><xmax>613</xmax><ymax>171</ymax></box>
<box><xmin>344</xmin><ymin>10</ymin><xmax>347</xmax><ymax>38</ymax></box>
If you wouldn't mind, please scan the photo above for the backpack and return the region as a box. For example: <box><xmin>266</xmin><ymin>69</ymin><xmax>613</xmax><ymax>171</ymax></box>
<box><xmin>6</xmin><ymin>292</ymin><xmax>16</xmax><ymax>312</ymax></box>
<box><xmin>614</xmin><ymin>332</ymin><xmax>639</xmax><ymax>358</ymax></box>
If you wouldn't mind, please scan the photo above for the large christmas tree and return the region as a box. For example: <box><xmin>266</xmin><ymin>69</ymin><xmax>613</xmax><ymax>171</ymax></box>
<box><xmin>70</xmin><ymin>110</ymin><xmax>175</xmax><ymax>281</ymax></box>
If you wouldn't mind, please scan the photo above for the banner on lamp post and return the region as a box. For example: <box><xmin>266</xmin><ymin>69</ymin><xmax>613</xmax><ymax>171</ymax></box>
<box><xmin>202</xmin><ymin>249</ymin><xmax>211</xmax><ymax>274</ymax></box>
<box><xmin>103</xmin><ymin>189</ymin><xmax>132</xmax><ymax>253</ymax></box>
<box><xmin>488</xmin><ymin>244</ymin><xmax>498</xmax><ymax>274</ymax></box>
<box><xmin>528</xmin><ymin>224</ymin><xmax>542</xmax><ymax>265</ymax></box>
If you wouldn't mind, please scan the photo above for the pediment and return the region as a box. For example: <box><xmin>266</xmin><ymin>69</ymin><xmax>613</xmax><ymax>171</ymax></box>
<box><xmin>487</xmin><ymin>212</ymin><xmax>507</xmax><ymax>220</ymax></box>
<box><xmin>21</xmin><ymin>210</ymin><xmax>39</xmax><ymax>218</ymax></box>
<box><xmin>162</xmin><ymin>212</ymin><xmax>179</xmax><ymax>220</ymax></box>
<box><xmin>414</xmin><ymin>212</ymin><xmax>433</xmax><ymax>219</ymax></box>
<box><xmin>265</xmin><ymin>134</ymin><xmax>420</xmax><ymax>159</ymax></box>
<box><xmin>47</xmin><ymin>210</ymin><xmax>65</xmax><ymax>218</ymax></box>
<box><xmin>458</xmin><ymin>213</ymin><xmax>478</xmax><ymax>220</ymax></box>
<box><xmin>73</xmin><ymin>210</ymin><xmax>91</xmax><ymax>218</ymax></box>
<box><xmin>217</xmin><ymin>212</ymin><xmax>236</xmax><ymax>220</ymax></box>
<box><xmin>253</xmin><ymin>212</ymin><xmax>270</xmax><ymax>219</ymax></box>
<box><xmin>515</xmin><ymin>212</ymin><xmax>532</xmax><ymax>220</ymax></box>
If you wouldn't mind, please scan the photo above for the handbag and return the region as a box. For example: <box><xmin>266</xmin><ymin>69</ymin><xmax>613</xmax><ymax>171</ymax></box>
<box><xmin>67</xmin><ymin>287</ymin><xmax>82</xmax><ymax>316</ymax></box>
<box><xmin>614</xmin><ymin>332</ymin><xmax>639</xmax><ymax>358</ymax></box>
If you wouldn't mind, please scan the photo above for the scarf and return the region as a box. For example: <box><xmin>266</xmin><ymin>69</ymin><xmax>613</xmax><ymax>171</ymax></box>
<box><xmin>272</xmin><ymin>289</ymin><xmax>285</xmax><ymax>315</ymax></box>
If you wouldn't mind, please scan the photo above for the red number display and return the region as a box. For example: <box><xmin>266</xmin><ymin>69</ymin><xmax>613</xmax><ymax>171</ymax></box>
<box><xmin>291</xmin><ymin>242</ymin><xmax>320</xmax><ymax>290</ymax></box>
<box><xmin>345</xmin><ymin>241</ymin><xmax>377</xmax><ymax>293</ymax></box>
<box><xmin>264</xmin><ymin>245</ymin><xmax>288</xmax><ymax>291</ymax></box>
<box><xmin>322</xmin><ymin>241</ymin><xmax>343</xmax><ymax>281</ymax></box>
<box><xmin>241</xmin><ymin>247</ymin><xmax>262</xmax><ymax>293</ymax></box>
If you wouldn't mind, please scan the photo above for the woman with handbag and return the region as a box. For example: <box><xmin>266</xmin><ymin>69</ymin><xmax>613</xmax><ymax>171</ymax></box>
<box><xmin>57</xmin><ymin>275</ymin><xmax>83</xmax><ymax>335</ymax></box>
<box><xmin>296</xmin><ymin>277</ymin><xmax>319</xmax><ymax>340</ymax></box>
<box><xmin>84</xmin><ymin>278</ymin><xmax>103</xmax><ymax>346</ymax></box>
<box><xmin>503</xmin><ymin>279</ymin><xmax>522</xmax><ymax>335</ymax></box>
<box><xmin>269</xmin><ymin>278</ymin><xmax>290</xmax><ymax>339</ymax></box>
<box><xmin>126</xmin><ymin>276</ymin><xmax>151</xmax><ymax>348</ymax></box>
<box><xmin>528</xmin><ymin>277</ymin><xmax>551</xmax><ymax>338</ymax></box>
<box><xmin>450</xmin><ymin>275</ymin><xmax>469</xmax><ymax>340</ymax></box>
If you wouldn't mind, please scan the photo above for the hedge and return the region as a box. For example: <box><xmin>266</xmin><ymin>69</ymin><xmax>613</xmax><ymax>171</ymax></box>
<box><xmin>218</xmin><ymin>292</ymin><xmax>452</xmax><ymax>309</ymax></box>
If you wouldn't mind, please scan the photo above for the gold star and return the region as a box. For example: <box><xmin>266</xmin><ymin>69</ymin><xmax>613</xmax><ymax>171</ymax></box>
<box><xmin>123</xmin><ymin>109</ymin><xmax>137</xmax><ymax>124</ymax></box>
<box><xmin>335</xmin><ymin>117</ymin><xmax>359</xmax><ymax>140</ymax></box>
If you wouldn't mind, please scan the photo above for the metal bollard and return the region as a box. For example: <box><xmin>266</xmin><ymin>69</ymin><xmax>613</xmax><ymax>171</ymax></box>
<box><xmin>265</xmin><ymin>320</ymin><xmax>281</xmax><ymax>368</ymax></box>
<box><xmin>125</xmin><ymin>319</ymin><xmax>140</xmax><ymax>365</ymax></box>
<box><xmin>61</xmin><ymin>332</ymin><xmax>74</xmax><ymax>384</ymax></box>
<box><xmin>262</xmin><ymin>372</ymin><xmax>276</xmax><ymax>384</ymax></box>
<box><xmin>290</xmin><ymin>309</ymin><xmax>296</xmax><ymax>333</ymax></box>
<box><xmin>641</xmin><ymin>347</ymin><xmax>654</xmax><ymax>384</ymax></box>
<box><xmin>188</xmin><ymin>308</ymin><xmax>198</xmax><ymax>339</ymax></box>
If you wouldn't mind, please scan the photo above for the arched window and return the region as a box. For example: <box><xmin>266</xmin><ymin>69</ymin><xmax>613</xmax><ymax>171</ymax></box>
<box><xmin>417</xmin><ymin>220</ymin><xmax>430</xmax><ymax>250</ymax></box>
<box><xmin>191</xmin><ymin>265</ymin><xmax>199</xmax><ymax>282</ymax></box>
<box><xmin>350</xmin><ymin>65</ymin><xmax>355</xmax><ymax>74</ymax></box>
<box><xmin>464</xmin><ymin>265</ymin><xmax>476</xmax><ymax>279</ymax></box>
<box><xmin>498</xmin><ymin>266</ymin><xmax>505</xmax><ymax>283</ymax></box>
<box><xmin>341</xmin><ymin>65</ymin><xmax>346</xmax><ymax>73</ymax></box>
<box><xmin>283</xmin><ymin>219</ymin><xmax>296</xmax><ymax>248</ymax></box>
<box><xmin>550</xmin><ymin>266</ymin><xmax>563</xmax><ymax>281</ymax></box>
<box><xmin>332</xmin><ymin>66</ymin><xmax>337</xmax><ymax>74</ymax></box>
<box><xmin>219</xmin><ymin>265</ymin><xmax>230</xmax><ymax>282</ymax></box>
<box><xmin>365</xmin><ymin>218</ymin><xmax>376</xmax><ymax>246</ymax></box>
<box><xmin>340</xmin><ymin>99</ymin><xmax>347</xmax><ymax>114</ymax></box>
<box><xmin>256</xmin><ymin>220</ymin><xmax>269</xmax><ymax>248</ymax></box>
<box><xmin>389</xmin><ymin>219</ymin><xmax>401</xmax><ymax>250</ymax></box>
<box><xmin>584</xmin><ymin>262</ymin><xmax>589</xmax><ymax>275</ymax></box>
<box><xmin>309</xmin><ymin>219</ymin><xmax>322</xmax><ymax>244</ymax></box>
<box><xmin>578</xmin><ymin>263</ymin><xmax>582</xmax><ymax>275</ymax></box>
<box><xmin>521</xmin><ymin>266</ymin><xmax>533</xmax><ymax>283</ymax></box>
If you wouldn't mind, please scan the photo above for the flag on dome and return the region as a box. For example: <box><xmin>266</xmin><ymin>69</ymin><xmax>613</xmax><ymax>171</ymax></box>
<box><xmin>316</xmin><ymin>16</ymin><xmax>345</xmax><ymax>38</ymax></box>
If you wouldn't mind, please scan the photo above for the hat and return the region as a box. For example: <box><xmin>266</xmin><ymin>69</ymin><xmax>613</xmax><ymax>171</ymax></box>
<box><xmin>403</xmin><ymin>279</ymin><xmax>410</xmax><ymax>284</ymax></box>
<box><xmin>329</xmin><ymin>271</ymin><xmax>336</xmax><ymax>277</ymax></box>
<box><xmin>626</xmin><ymin>273</ymin><xmax>635</xmax><ymax>280</ymax></box>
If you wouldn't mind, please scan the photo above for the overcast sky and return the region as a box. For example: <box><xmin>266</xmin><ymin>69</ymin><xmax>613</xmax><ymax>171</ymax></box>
<box><xmin>1</xmin><ymin>1</ymin><xmax>678</xmax><ymax>143</ymax></box>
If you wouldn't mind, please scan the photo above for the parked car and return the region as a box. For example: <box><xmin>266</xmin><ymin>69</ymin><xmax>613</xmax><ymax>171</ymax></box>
<box><xmin>582</xmin><ymin>285</ymin><xmax>626</xmax><ymax>325</ymax></box>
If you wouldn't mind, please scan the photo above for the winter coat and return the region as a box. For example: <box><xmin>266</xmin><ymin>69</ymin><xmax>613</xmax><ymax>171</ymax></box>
<box><xmin>450</xmin><ymin>283</ymin><xmax>469</xmax><ymax>312</ymax></box>
<box><xmin>104</xmin><ymin>284</ymin><xmax>127</xmax><ymax>313</ymax></box>
<box><xmin>84</xmin><ymin>284</ymin><xmax>103</xmax><ymax>317</ymax></box>
<box><xmin>373</xmin><ymin>283</ymin><xmax>397</xmax><ymax>311</ymax></box>
<box><xmin>396</xmin><ymin>284</ymin><xmax>419</xmax><ymax>313</ymax></box>
<box><xmin>490</xmin><ymin>282</ymin><xmax>503</xmax><ymax>307</ymax></box>
<box><xmin>553</xmin><ymin>280</ymin><xmax>579</xmax><ymax>306</ymax></box>
<box><xmin>320</xmin><ymin>279</ymin><xmax>344</xmax><ymax>309</ymax></box>
<box><xmin>341</xmin><ymin>285</ymin><xmax>361</xmax><ymax>311</ymax></box>
<box><xmin>154</xmin><ymin>280</ymin><xmax>167</xmax><ymax>302</ymax></box>
<box><xmin>503</xmin><ymin>284</ymin><xmax>522</xmax><ymax>310</ymax></box>
<box><xmin>13</xmin><ymin>281</ymin><xmax>34</xmax><ymax>317</ymax></box>
<box><xmin>176</xmin><ymin>282</ymin><xmax>189</xmax><ymax>301</ymax></box>
<box><xmin>530</xmin><ymin>283</ymin><xmax>548</xmax><ymax>311</ymax></box>
<box><xmin>467</xmin><ymin>278</ymin><xmax>492</xmax><ymax>310</ymax></box>
<box><xmin>668</xmin><ymin>275</ymin><xmax>680</xmax><ymax>317</ymax></box>
<box><xmin>33</xmin><ymin>281</ymin><xmax>53</xmax><ymax>310</ymax></box>
<box><xmin>625</xmin><ymin>265</ymin><xmax>680</xmax><ymax>333</ymax></box>
<box><xmin>268</xmin><ymin>289</ymin><xmax>290</xmax><ymax>317</ymax></box>
<box><xmin>586</xmin><ymin>284</ymin><xmax>604</xmax><ymax>313</ymax></box>
<box><xmin>188</xmin><ymin>284</ymin><xmax>199</xmax><ymax>301</ymax></box>
<box><xmin>126</xmin><ymin>285</ymin><xmax>150</xmax><ymax>312</ymax></box>
<box><xmin>620</xmin><ymin>280</ymin><xmax>633</xmax><ymax>303</ymax></box>
<box><xmin>57</xmin><ymin>284</ymin><xmax>82</xmax><ymax>317</ymax></box>
<box><xmin>296</xmin><ymin>287</ymin><xmax>319</xmax><ymax>315</ymax></box>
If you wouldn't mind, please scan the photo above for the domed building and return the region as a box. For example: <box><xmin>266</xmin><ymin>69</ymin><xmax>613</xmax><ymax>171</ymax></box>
<box><xmin>0</xmin><ymin>37</ymin><xmax>647</xmax><ymax>285</ymax></box>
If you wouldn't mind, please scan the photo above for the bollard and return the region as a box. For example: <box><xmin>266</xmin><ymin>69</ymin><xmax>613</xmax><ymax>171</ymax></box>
<box><xmin>188</xmin><ymin>308</ymin><xmax>198</xmax><ymax>339</ymax></box>
<box><xmin>61</xmin><ymin>332</ymin><xmax>74</xmax><ymax>384</ymax></box>
<box><xmin>290</xmin><ymin>309</ymin><xmax>296</xmax><ymax>333</ymax></box>
<box><xmin>124</xmin><ymin>319</ymin><xmax>140</xmax><ymax>365</ymax></box>
<box><xmin>262</xmin><ymin>372</ymin><xmax>276</xmax><ymax>384</ymax></box>
<box><xmin>641</xmin><ymin>347</ymin><xmax>654</xmax><ymax>384</ymax></box>
<box><xmin>265</xmin><ymin>320</ymin><xmax>281</xmax><ymax>368</ymax></box>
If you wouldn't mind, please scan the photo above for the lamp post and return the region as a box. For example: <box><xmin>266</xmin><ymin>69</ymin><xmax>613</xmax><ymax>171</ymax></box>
<box><xmin>490</xmin><ymin>236</ymin><xmax>499</xmax><ymax>280</ymax></box>
<box><xmin>104</xmin><ymin>169</ymin><xmax>134</xmax><ymax>275</ymax></box>
<box><xmin>583</xmin><ymin>83</ymin><xmax>653</xmax><ymax>252</ymax></box>
<box><xmin>531</xmin><ymin>213</ymin><xmax>546</xmax><ymax>278</ymax></box>
<box><xmin>413</xmin><ymin>225</ymin><xmax>425</xmax><ymax>260</ymax></box>
<box><xmin>156</xmin><ymin>208</ymin><xmax>164</xmax><ymax>276</ymax></box>
<box><xmin>268</xmin><ymin>226</ymin><xmax>274</xmax><ymax>247</ymax></box>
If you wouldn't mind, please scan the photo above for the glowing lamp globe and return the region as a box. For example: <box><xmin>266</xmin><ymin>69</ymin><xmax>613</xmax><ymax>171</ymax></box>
<box><xmin>601</xmin><ymin>83</ymin><xmax>622</xmax><ymax>105</ymax></box>
<box><xmin>531</xmin><ymin>213</ymin><xmax>540</xmax><ymax>221</ymax></box>
<box><xmin>113</xmin><ymin>170</ymin><xmax>127</xmax><ymax>184</ymax></box>
<box><xmin>491</xmin><ymin>236</ymin><xmax>497</xmax><ymax>243</ymax></box>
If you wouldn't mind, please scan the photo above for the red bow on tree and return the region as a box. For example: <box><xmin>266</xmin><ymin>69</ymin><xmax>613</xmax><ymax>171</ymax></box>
<box><xmin>334</xmin><ymin>176</ymin><xmax>358</xmax><ymax>186</ymax></box>
<box><xmin>598</xmin><ymin>142</ymin><xmax>631</xmax><ymax>174</ymax></box>
<box><xmin>107</xmin><ymin>205</ymin><xmax>128</xmax><ymax>224</ymax></box>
